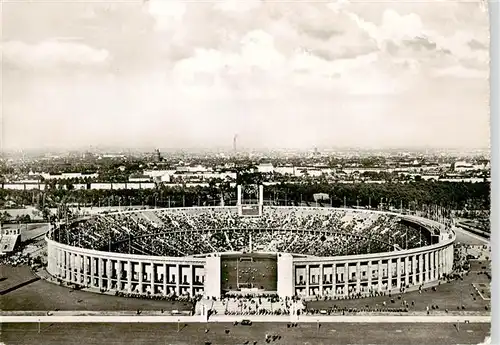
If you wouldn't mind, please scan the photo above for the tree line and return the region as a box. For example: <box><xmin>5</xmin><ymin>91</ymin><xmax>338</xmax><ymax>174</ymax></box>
<box><xmin>0</xmin><ymin>180</ymin><xmax>490</xmax><ymax>212</ymax></box>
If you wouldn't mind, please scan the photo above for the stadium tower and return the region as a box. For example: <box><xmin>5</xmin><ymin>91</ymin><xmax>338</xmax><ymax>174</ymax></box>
<box><xmin>233</xmin><ymin>134</ymin><xmax>238</xmax><ymax>153</ymax></box>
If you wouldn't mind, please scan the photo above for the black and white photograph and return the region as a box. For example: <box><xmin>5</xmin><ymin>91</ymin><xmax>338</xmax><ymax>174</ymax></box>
<box><xmin>0</xmin><ymin>0</ymin><xmax>495</xmax><ymax>344</ymax></box>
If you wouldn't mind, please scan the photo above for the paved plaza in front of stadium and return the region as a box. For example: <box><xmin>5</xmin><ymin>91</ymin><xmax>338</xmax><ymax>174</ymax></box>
<box><xmin>0</xmin><ymin>258</ymin><xmax>490</xmax><ymax>314</ymax></box>
<box><xmin>306</xmin><ymin>260</ymin><xmax>491</xmax><ymax>313</ymax></box>
<box><xmin>1</xmin><ymin>265</ymin><xmax>192</xmax><ymax>312</ymax></box>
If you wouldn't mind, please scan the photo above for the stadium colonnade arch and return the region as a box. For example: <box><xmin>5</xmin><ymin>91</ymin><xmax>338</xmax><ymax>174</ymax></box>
<box><xmin>45</xmin><ymin>205</ymin><xmax>455</xmax><ymax>300</ymax></box>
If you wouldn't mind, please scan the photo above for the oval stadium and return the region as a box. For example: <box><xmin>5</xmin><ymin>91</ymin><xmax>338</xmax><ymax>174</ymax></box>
<box><xmin>46</xmin><ymin>186</ymin><xmax>455</xmax><ymax>301</ymax></box>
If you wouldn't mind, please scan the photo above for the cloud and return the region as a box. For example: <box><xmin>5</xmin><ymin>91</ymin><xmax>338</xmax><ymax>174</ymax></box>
<box><xmin>146</xmin><ymin>0</ymin><xmax>186</xmax><ymax>31</ymax></box>
<box><xmin>433</xmin><ymin>65</ymin><xmax>488</xmax><ymax>79</ymax></box>
<box><xmin>2</xmin><ymin>40</ymin><xmax>109</xmax><ymax>68</ymax></box>
<box><xmin>214</xmin><ymin>0</ymin><xmax>262</xmax><ymax>13</ymax></box>
<box><xmin>1</xmin><ymin>0</ymin><xmax>490</xmax><ymax>150</ymax></box>
<box><xmin>347</xmin><ymin>9</ymin><xmax>424</xmax><ymax>50</ymax></box>
<box><xmin>468</xmin><ymin>38</ymin><xmax>488</xmax><ymax>51</ymax></box>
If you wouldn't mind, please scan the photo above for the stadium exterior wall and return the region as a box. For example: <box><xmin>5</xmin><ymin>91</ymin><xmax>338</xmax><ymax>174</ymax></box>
<box><xmin>45</xmin><ymin>207</ymin><xmax>455</xmax><ymax>299</ymax></box>
<box><xmin>46</xmin><ymin>237</ymin><xmax>207</xmax><ymax>297</ymax></box>
<box><xmin>290</xmin><ymin>235</ymin><xmax>454</xmax><ymax>298</ymax></box>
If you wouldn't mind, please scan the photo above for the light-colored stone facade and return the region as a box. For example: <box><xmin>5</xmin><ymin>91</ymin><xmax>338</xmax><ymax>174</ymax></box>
<box><xmin>45</xmin><ymin>207</ymin><xmax>455</xmax><ymax>299</ymax></box>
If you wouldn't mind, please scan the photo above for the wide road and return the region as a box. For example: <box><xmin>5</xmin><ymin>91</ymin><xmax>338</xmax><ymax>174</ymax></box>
<box><xmin>0</xmin><ymin>314</ymin><xmax>491</xmax><ymax>323</ymax></box>
<box><xmin>1</xmin><ymin>322</ymin><xmax>491</xmax><ymax>345</ymax></box>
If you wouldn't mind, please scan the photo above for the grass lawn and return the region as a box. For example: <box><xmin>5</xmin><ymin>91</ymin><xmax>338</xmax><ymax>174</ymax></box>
<box><xmin>1</xmin><ymin>265</ymin><xmax>191</xmax><ymax>312</ymax></box>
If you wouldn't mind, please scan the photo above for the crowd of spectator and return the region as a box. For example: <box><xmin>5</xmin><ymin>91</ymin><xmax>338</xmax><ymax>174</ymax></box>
<box><xmin>114</xmin><ymin>290</ymin><xmax>199</xmax><ymax>303</ymax></box>
<box><xmin>0</xmin><ymin>252</ymin><xmax>32</xmax><ymax>266</ymax></box>
<box><xmin>304</xmin><ymin>306</ymin><xmax>409</xmax><ymax>315</ymax></box>
<box><xmin>54</xmin><ymin>207</ymin><xmax>433</xmax><ymax>257</ymax></box>
<box><xmin>214</xmin><ymin>295</ymin><xmax>299</xmax><ymax>316</ymax></box>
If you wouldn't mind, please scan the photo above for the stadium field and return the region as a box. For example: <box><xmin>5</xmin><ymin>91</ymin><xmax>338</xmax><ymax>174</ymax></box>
<box><xmin>0</xmin><ymin>265</ymin><xmax>192</xmax><ymax>312</ymax></box>
<box><xmin>0</xmin><ymin>322</ymin><xmax>490</xmax><ymax>345</ymax></box>
<box><xmin>221</xmin><ymin>254</ymin><xmax>277</xmax><ymax>292</ymax></box>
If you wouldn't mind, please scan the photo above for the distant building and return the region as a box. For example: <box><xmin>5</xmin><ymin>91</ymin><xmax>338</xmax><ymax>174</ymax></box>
<box><xmin>40</xmin><ymin>172</ymin><xmax>98</xmax><ymax>180</ymax></box>
<box><xmin>453</xmin><ymin>161</ymin><xmax>474</xmax><ymax>172</ymax></box>
<box><xmin>257</xmin><ymin>163</ymin><xmax>274</xmax><ymax>174</ymax></box>
<box><xmin>154</xmin><ymin>149</ymin><xmax>162</xmax><ymax>163</ymax></box>
<box><xmin>128</xmin><ymin>174</ymin><xmax>151</xmax><ymax>183</ymax></box>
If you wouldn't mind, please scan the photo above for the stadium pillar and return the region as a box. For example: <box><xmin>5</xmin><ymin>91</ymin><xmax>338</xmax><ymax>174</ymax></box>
<box><xmin>73</xmin><ymin>254</ymin><xmax>78</xmax><ymax>283</ymax></box>
<box><xmin>442</xmin><ymin>249</ymin><xmax>446</xmax><ymax>277</ymax></box>
<box><xmin>55</xmin><ymin>248</ymin><xmax>60</xmax><ymax>278</ymax></box>
<box><xmin>67</xmin><ymin>253</ymin><xmax>72</xmax><ymax>282</ymax></box>
<box><xmin>204</xmin><ymin>255</ymin><xmax>221</xmax><ymax>299</ymax></box>
<box><xmin>387</xmin><ymin>259</ymin><xmax>393</xmax><ymax>291</ymax></box>
<box><xmin>355</xmin><ymin>262</ymin><xmax>361</xmax><ymax>293</ymax></box>
<box><xmin>163</xmin><ymin>264</ymin><xmax>168</xmax><ymax>296</ymax></box>
<box><xmin>278</xmin><ymin>254</ymin><xmax>294</xmax><ymax>298</ymax></box>
<box><xmin>127</xmin><ymin>261</ymin><xmax>132</xmax><ymax>293</ymax></box>
<box><xmin>305</xmin><ymin>264</ymin><xmax>310</xmax><ymax>296</ymax></box>
<box><xmin>64</xmin><ymin>252</ymin><xmax>69</xmax><ymax>282</ymax></box>
<box><xmin>437</xmin><ymin>250</ymin><xmax>442</xmax><ymax>279</ymax></box>
<box><xmin>404</xmin><ymin>256</ymin><xmax>410</xmax><ymax>287</ymax></box>
<box><xmin>418</xmin><ymin>255</ymin><xmax>424</xmax><ymax>284</ymax></box>
<box><xmin>90</xmin><ymin>256</ymin><xmax>95</xmax><ymax>287</ymax></box>
<box><xmin>75</xmin><ymin>254</ymin><xmax>79</xmax><ymax>283</ymax></box>
<box><xmin>83</xmin><ymin>255</ymin><xmax>89</xmax><ymax>286</ymax></box>
<box><xmin>319</xmin><ymin>264</ymin><xmax>324</xmax><ymax>295</ymax></box>
<box><xmin>367</xmin><ymin>261</ymin><xmax>372</xmax><ymax>292</ymax></box>
<box><xmin>107</xmin><ymin>259</ymin><xmax>113</xmax><ymax>288</ymax></box>
<box><xmin>344</xmin><ymin>263</ymin><xmax>348</xmax><ymax>296</ymax></box>
<box><xmin>66</xmin><ymin>252</ymin><xmax>72</xmax><ymax>282</ymax></box>
<box><xmin>424</xmin><ymin>253</ymin><xmax>430</xmax><ymax>282</ymax></box>
<box><xmin>332</xmin><ymin>263</ymin><xmax>337</xmax><ymax>296</ymax></box>
<box><xmin>71</xmin><ymin>253</ymin><xmax>76</xmax><ymax>283</ymax></box>
<box><xmin>449</xmin><ymin>247</ymin><xmax>453</xmax><ymax>272</ymax></box>
<box><xmin>430</xmin><ymin>251</ymin><xmax>435</xmax><ymax>280</ymax></box>
<box><xmin>412</xmin><ymin>256</ymin><xmax>417</xmax><ymax>285</ymax></box>
<box><xmin>61</xmin><ymin>251</ymin><xmax>66</xmax><ymax>281</ymax></box>
<box><xmin>377</xmin><ymin>260</ymin><xmax>383</xmax><ymax>292</ymax></box>
<box><xmin>138</xmin><ymin>262</ymin><xmax>144</xmax><ymax>294</ymax></box>
<box><xmin>439</xmin><ymin>250</ymin><xmax>443</xmax><ymax>278</ymax></box>
<box><xmin>189</xmin><ymin>265</ymin><xmax>194</xmax><ymax>296</ymax></box>
<box><xmin>444</xmin><ymin>248</ymin><xmax>448</xmax><ymax>273</ymax></box>
<box><xmin>396</xmin><ymin>257</ymin><xmax>402</xmax><ymax>289</ymax></box>
<box><xmin>150</xmin><ymin>261</ymin><xmax>155</xmax><ymax>287</ymax></box>
<box><xmin>87</xmin><ymin>255</ymin><xmax>95</xmax><ymax>287</ymax></box>
<box><xmin>117</xmin><ymin>260</ymin><xmax>122</xmax><ymax>291</ymax></box>
<box><xmin>175</xmin><ymin>264</ymin><xmax>180</xmax><ymax>295</ymax></box>
<box><xmin>98</xmin><ymin>258</ymin><xmax>104</xmax><ymax>290</ymax></box>
<box><xmin>75</xmin><ymin>255</ymin><xmax>80</xmax><ymax>284</ymax></box>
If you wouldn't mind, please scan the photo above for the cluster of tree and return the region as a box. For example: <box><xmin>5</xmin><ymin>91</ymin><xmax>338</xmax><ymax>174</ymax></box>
<box><xmin>264</xmin><ymin>180</ymin><xmax>490</xmax><ymax>210</ymax></box>
<box><xmin>0</xmin><ymin>211</ymin><xmax>32</xmax><ymax>224</ymax></box>
<box><xmin>0</xmin><ymin>179</ymin><xmax>490</xmax><ymax>212</ymax></box>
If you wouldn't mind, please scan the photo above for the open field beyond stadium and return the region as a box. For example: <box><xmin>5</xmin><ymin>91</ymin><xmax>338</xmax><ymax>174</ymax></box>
<box><xmin>0</xmin><ymin>322</ymin><xmax>491</xmax><ymax>345</ymax></box>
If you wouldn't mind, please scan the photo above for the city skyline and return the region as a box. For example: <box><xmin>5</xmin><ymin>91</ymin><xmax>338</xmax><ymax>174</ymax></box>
<box><xmin>2</xmin><ymin>0</ymin><xmax>491</xmax><ymax>151</ymax></box>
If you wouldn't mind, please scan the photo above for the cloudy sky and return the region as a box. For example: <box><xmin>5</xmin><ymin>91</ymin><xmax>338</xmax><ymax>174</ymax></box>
<box><xmin>1</xmin><ymin>0</ymin><xmax>490</xmax><ymax>150</ymax></box>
